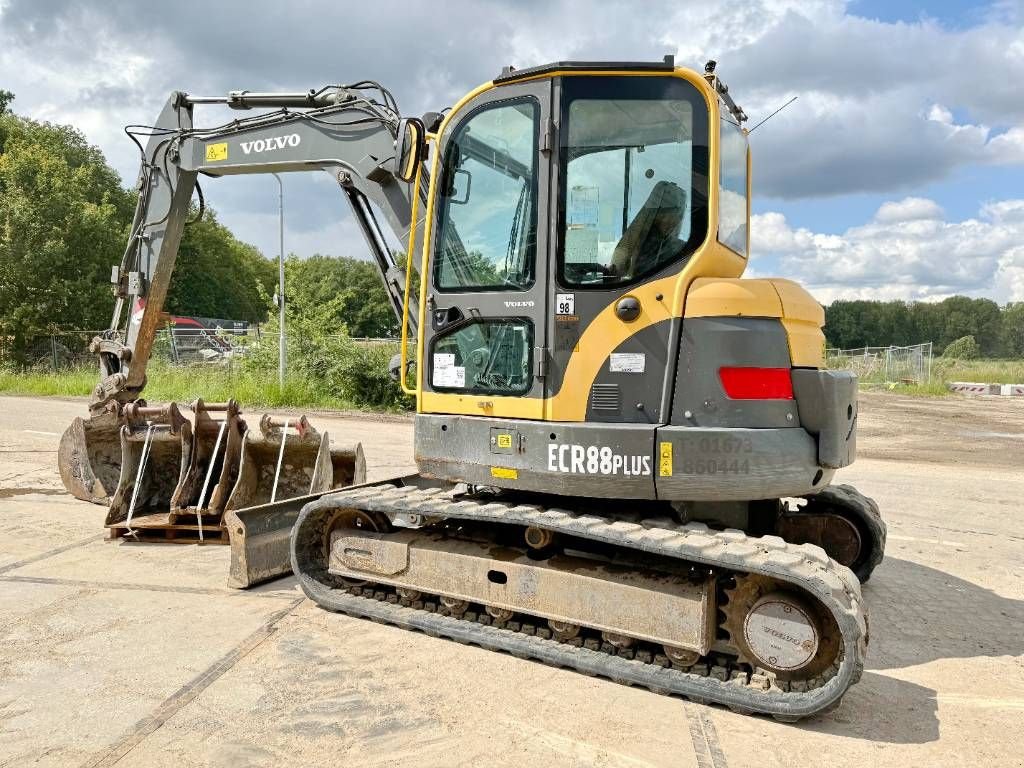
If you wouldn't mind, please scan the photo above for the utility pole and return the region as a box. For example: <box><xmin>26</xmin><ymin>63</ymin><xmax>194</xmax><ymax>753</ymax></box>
<box><xmin>272</xmin><ymin>173</ymin><xmax>286</xmax><ymax>389</ymax></box>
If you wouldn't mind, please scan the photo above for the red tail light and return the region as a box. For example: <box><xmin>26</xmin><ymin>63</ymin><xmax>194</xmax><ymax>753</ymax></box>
<box><xmin>718</xmin><ymin>367</ymin><xmax>794</xmax><ymax>400</ymax></box>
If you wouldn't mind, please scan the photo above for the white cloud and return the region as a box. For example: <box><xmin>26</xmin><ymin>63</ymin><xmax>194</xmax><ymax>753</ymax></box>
<box><xmin>2</xmin><ymin>0</ymin><xmax>1023</xmax><ymax>289</ymax></box>
<box><xmin>874</xmin><ymin>197</ymin><xmax>944</xmax><ymax>224</ymax></box>
<box><xmin>752</xmin><ymin>197</ymin><xmax>1024</xmax><ymax>303</ymax></box>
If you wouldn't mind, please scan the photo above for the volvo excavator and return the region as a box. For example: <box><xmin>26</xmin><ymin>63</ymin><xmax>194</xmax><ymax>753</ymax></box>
<box><xmin>59</xmin><ymin>57</ymin><xmax>885</xmax><ymax>719</ymax></box>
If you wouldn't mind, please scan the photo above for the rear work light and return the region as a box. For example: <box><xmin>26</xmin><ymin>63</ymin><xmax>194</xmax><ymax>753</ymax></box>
<box><xmin>718</xmin><ymin>367</ymin><xmax>794</xmax><ymax>400</ymax></box>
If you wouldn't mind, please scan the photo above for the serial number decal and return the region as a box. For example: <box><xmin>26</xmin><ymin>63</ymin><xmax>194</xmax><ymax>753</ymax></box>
<box><xmin>696</xmin><ymin>436</ymin><xmax>753</xmax><ymax>454</ymax></box>
<box><xmin>680</xmin><ymin>459</ymin><xmax>750</xmax><ymax>475</ymax></box>
<box><xmin>547</xmin><ymin>444</ymin><xmax>652</xmax><ymax>476</ymax></box>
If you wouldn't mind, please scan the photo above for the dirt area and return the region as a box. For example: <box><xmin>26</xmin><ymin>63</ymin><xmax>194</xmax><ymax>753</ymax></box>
<box><xmin>857</xmin><ymin>390</ymin><xmax>1024</xmax><ymax>468</ymax></box>
<box><xmin>0</xmin><ymin>393</ymin><xmax>1022</xmax><ymax>767</ymax></box>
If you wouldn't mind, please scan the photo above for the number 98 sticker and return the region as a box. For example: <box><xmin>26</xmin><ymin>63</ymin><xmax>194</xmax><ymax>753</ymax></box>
<box><xmin>555</xmin><ymin>293</ymin><xmax>575</xmax><ymax>316</ymax></box>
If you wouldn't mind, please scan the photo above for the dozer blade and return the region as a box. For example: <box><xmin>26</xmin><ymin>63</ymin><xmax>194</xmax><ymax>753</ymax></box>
<box><xmin>169</xmin><ymin>399</ymin><xmax>245</xmax><ymax>527</ymax></box>
<box><xmin>58</xmin><ymin>403</ymin><xmax>133</xmax><ymax>505</ymax></box>
<box><xmin>223</xmin><ymin>413</ymin><xmax>366</xmax><ymax>588</ymax></box>
<box><xmin>105</xmin><ymin>403</ymin><xmax>195</xmax><ymax>536</ymax></box>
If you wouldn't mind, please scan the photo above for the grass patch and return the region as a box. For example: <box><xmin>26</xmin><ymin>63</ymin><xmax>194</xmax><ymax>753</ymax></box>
<box><xmin>0</xmin><ymin>366</ymin><xmax>96</xmax><ymax>397</ymax></box>
<box><xmin>840</xmin><ymin>357</ymin><xmax>1023</xmax><ymax>396</ymax></box>
<box><xmin>6</xmin><ymin>355</ymin><xmax>1020</xmax><ymax>408</ymax></box>
<box><xmin>0</xmin><ymin>362</ymin><xmax>370</xmax><ymax>411</ymax></box>
<box><xmin>931</xmin><ymin>358</ymin><xmax>1024</xmax><ymax>384</ymax></box>
<box><xmin>862</xmin><ymin>380</ymin><xmax>953</xmax><ymax>397</ymax></box>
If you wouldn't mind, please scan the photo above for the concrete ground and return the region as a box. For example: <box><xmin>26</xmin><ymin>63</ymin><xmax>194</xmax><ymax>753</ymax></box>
<box><xmin>0</xmin><ymin>392</ymin><xmax>1022</xmax><ymax>767</ymax></box>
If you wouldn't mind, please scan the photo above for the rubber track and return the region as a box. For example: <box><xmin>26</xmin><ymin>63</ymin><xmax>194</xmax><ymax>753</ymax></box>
<box><xmin>802</xmin><ymin>484</ymin><xmax>886</xmax><ymax>583</ymax></box>
<box><xmin>291</xmin><ymin>481</ymin><xmax>869</xmax><ymax>720</ymax></box>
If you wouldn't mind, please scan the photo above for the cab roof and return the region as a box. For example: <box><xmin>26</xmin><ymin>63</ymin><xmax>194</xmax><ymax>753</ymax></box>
<box><xmin>493</xmin><ymin>56</ymin><xmax>677</xmax><ymax>84</ymax></box>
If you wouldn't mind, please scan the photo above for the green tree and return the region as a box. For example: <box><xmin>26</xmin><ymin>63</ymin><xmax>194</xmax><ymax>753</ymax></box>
<box><xmin>0</xmin><ymin>112</ymin><xmax>134</xmax><ymax>361</ymax></box>
<box><xmin>826</xmin><ymin>296</ymin><xmax>1018</xmax><ymax>357</ymax></box>
<box><xmin>166</xmin><ymin>207</ymin><xmax>276</xmax><ymax>321</ymax></box>
<box><xmin>285</xmin><ymin>254</ymin><xmax>399</xmax><ymax>338</ymax></box>
<box><xmin>0</xmin><ymin>107</ymin><xmax>277</xmax><ymax>367</ymax></box>
<box><xmin>935</xmin><ymin>296</ymin><xmax>1002</xmax><ymax>356</ymax></box>
<box><xmin>0</xmin><ymin>90</ymin><xmax>14</xmax><ymax>115</ymax></box>
<box><xmin>1000</xmin><ymin>303</ymin><xmax>1024</xmax><ymax>357</ymax></box>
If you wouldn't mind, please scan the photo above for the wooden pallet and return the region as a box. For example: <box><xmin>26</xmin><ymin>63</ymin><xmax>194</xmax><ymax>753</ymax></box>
<box><xmin>107</xmin><ymin>512</ymin><xmax>229</xmax><ymax>544</ymax></box>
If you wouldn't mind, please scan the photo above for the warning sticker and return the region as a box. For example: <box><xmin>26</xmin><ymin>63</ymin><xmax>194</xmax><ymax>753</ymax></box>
<box><xmin>205</xmin><ymin>142</ymin><xmax>228</xmax><ymax>162</ymax></box>
<box><xmin>496</xmin><ymin>433</ymin><xmax>513</xmax><ymax>449</ymax></box>
<box><xmin>432</xmin><ymin>353</ymin><xmax>465</xmax><ymax>388</ymax></box>
<box><xmin>490</xmin><ymin>466</ymin><xmax>518</xmax><ymax>480</ymax></box>
<box><xmin>659</xmin><ymin>441</ymin><xmax>673</xmax><ymax>477</ymax></box>
<box><xmin>609</xmin><ymin>352</ymin><xmax>646</xmax><ymax>373</ymax></box>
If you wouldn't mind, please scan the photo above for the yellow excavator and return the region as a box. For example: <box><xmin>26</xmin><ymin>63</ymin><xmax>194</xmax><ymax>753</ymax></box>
<box><xmin>60</xmin><ymin>58</ymin><xmax>884</xmax><ymax>719</ymax></box>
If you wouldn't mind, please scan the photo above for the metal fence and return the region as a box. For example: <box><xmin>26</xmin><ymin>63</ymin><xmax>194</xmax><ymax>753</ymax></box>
<box><xmin>826</xmin><ymin>343</ymin><xmax>933</xmax><ymax>384</ymax></box>
<box><xmin>1</xmin><ymin>327</ymin><xmax>398</xmax><ymax>371</ymax></box>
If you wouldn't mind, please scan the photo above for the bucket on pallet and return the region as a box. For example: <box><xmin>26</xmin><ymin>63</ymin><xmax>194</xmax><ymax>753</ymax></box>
<box><xmin>226</xmin><ymin>414</ymin><xmax>330</xmax><ymax>510</ymax></box>
<box><xmin>169</xmin><ymin>399</ymin><xmax>245</xmax><ymax>526</ymax></box>
<box><xmin>105</xmin><ymin>403</ymin><xmax>193</xmax><ymax>532</ymax></box>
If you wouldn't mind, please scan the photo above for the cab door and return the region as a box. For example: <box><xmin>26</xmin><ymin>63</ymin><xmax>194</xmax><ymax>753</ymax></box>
<box><xmin>421</xmin><ymin>79</ymin><xmax>552</xmax><ymax>419</ymax></box>
<box><xmin>545</xmin><ymin>74</ymin><xmax>710</xmax><ymax>425</ymax></box>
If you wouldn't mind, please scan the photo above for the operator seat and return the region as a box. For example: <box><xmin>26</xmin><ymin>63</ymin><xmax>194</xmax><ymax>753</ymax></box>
<box><xmin>610</xmin><ymin>180</ymin><xmax>687</xmax><ymax>279</ymax></box>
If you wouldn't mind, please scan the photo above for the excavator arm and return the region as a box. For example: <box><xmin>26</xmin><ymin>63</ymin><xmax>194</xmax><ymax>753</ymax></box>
<box><xmin>94</xmin><ymin>83</ymin><xmax>426</xmax><ymax>411</ymax></box>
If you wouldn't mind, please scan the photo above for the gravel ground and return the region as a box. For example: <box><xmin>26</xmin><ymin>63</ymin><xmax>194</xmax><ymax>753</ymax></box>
<box><xmin>0</xmin><ymin>393</ymin><xmax>1021</xmax><ymax>767</ymax></box>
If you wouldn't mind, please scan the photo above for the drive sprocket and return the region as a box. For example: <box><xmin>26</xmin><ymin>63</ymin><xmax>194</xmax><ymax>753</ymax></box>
<box><xmin>721</xmin><ymin>574</ymin><xmax>841</xmax><ymax>682</ymax></box>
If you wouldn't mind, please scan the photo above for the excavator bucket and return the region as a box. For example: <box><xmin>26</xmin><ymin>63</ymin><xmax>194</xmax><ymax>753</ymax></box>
<box><xmin>58</xmin><ymin>403</ymin><xmax>133</xmax><ymax>505</ymax></box>
<box><xmin>105</xmin><ymin>403</ymin><xmax>195</xmax><ymax>538</ymax></box>
<box><xmin>169</xmin><ymin>399</ymin><xmax>245</xmax><ymax>528</ymax></box>
<box><xmin>223</xmin><ymin>414</ymin><xmax>365</xmax><ymax>588</ymax></box>
<box><xmin>225</xmin><ymin>414</ymin><xmax>330</xmax><ymax>510</ymax></box>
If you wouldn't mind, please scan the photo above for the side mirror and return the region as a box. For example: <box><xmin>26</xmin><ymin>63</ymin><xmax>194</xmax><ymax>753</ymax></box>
<box><xmin>395</xmin><ymin>117</ymin><xmax>426</xmax><ymax>183</ymax></box>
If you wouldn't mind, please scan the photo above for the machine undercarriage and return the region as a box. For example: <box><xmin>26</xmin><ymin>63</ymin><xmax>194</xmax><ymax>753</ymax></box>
<box><xmin>291</xmin><ymin>477</ymin><xmax>876</xmax><ymax>719</ymax></box>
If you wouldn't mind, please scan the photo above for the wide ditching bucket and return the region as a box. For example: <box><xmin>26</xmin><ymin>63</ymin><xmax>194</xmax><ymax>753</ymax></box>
<box><xmin>224</xmin><ymin>414</ymin><xmax>365</xmax><ymax>588</ymax></box>
<box><xmin>58</xmin><ymin>402</ymin><xmax>135</xmax><ymax>505</ymax></box>
<box><xmin>105</xmin><ymin>403</ymin><xmax>195</xmax><ymax>539</ymax></box>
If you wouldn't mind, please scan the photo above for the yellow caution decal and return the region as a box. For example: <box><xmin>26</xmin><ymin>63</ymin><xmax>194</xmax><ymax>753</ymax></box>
<box><xmin>490</xmin><ymin>466</ymin><xmax>518</xmax><ymax>480</ymax></box>
<box><xmin>205</xmin><ymin>142</ymin><xmax>228</xmax><ymax>162</ymax></box>
<box><xmin>496</xmin><ymin>433</ymin><xmax>513</xmax><ymax>449</ymax></box>
<box><xmin>659</xmin><ymin>441</ymin><xmax>673</xmax><ymax>477</ymax></box>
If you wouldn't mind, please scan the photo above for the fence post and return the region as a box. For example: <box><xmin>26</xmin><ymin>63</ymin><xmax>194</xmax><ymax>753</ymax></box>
<box><xmin>168</xmin><ymin>327</ymin><xmax>179</xmax><ymax>364</ymax></box>
<box><xmin>51</xmin><ymin>335</ymin><xmax>59</xmax><ymax>371</ymax></box>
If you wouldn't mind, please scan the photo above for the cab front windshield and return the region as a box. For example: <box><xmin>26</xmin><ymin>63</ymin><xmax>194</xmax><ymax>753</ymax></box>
<box><xmin>559</xmin><ymin>76</ymin><xmax>709</xmax><ymax>287</ymax></box>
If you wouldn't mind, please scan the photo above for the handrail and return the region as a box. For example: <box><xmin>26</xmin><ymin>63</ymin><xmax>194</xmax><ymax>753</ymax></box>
<box><xmin>399</xmin><ymin>153</ymin><xmax>426</xmax><ymax>397</ymax></box>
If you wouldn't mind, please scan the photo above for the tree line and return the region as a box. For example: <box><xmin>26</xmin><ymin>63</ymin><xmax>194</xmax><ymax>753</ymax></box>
<box><xmin>825</xmin><ymin>298</ymin><xmax>1024</xmax><ymax>357</ymax></box>
<box><xmin>2</xmin><ymin>91</ymin><xmax>1022</xmax><ymax>367</ymax></box>
<box><xmin>0</xmin><ymin>93</ymin><xmax>396</xmax><ymax>365</ymax></box>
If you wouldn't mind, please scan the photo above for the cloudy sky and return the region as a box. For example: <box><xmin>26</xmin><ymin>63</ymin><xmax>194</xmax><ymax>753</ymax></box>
<box><xmin>1</xmin><ymin>0</ymin><xmax>1022</xmax><ymax>303</ymax></box>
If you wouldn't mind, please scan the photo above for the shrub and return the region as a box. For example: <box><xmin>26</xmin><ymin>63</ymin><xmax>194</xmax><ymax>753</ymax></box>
<box><xmin>942</xmin><ymin>335</ymin><xmax>980</xmax><ymax>360</ymax></box>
